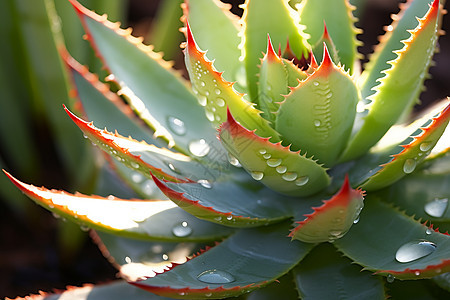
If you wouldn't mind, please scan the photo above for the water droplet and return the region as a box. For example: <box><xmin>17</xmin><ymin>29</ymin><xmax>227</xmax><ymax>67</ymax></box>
<box><xmin>226</xmin><ymin>215</ymin><xmax>233</xmax><ymax>221</ymax></box>
<box><xmin>251</xmin><ymin>171</ymin><xmax>264</xmax><ymax>181</ymax></box>
<box><xmin>131</xmin><ymin>172</ymin><xmax>143</xmax><ymax>183</ymax></box>
<box><xmin>198</xmin><ymin>179</ymin><xmax>212</xmax><ymax>189</ymax></box>
<box><xmin>167</xmin><ymin>116</ymin><xmax>187</xmax><ymax>136</ymax></box>
<box><xmin>313</xmin><ymin>81</ymin><xmax>319</xmax><ymax>86</ymax></box>
<box><xmin>168</xmin><ymin>162</ymin><xmax>179</xmax><ymax>173</ymax></box>
<box><xmin>276</xmin><ymin>165</ymin><xmax>287</xmax><ymax>174</ymax></box>
<box><xmin>52</xmin><ymin>212</ymin><xmax>61</xmax><ymax>219</ymax></box>
<box><xmin>256</xmin><ymin>199</ymin><xmax>262</xmax><ymax>205</ymax></box>
<box><xmin>263</xmin><ymin>153</ymin><xmax>271</xmax><ymax>159</ymax></box>
<box><xmin>314</xmin><ymin>120</ymin><xmax>321</xmax><ymax>127</ymax></box>
<box><xmin>426</xmin><ymin>228</ymin><xmax>433</xmax><ymax>235</ymax></box>
<box><xmin>214</xmin><ymin>216</ymin><xmax>222</xmax><ymax>221</ymax></box>
<box><xmin>198</xmin><ymin>95</ymin><xmax>207</xmax><ymax>106</ymax></box>
<box><xmin>80</xmin><ymin>225</ymin><xmax>90</xmax><ymax>232</ymax></box>
<box><xmin>403</xmin><ymin>158</ymin><xmax>416</xmax><ymax>174</ymax></box>
<box><xmin>172</xmin><ymin>221</ymin><xmax>193</xmax><ymax>237</ymax></box>
<box><xmin>387</xmin><ymin>274</ymin><xmax>395</xmax><ymax>283</ymax></box>
<box><xmin>205</xmin><ymin>110</ymin><xmax>215</xmax><ymax>122</ymax></box>
<box><xmin>353</xmin><ymin>216</ymin><xmax>360</xmax><ymax>224</ymax></box>
<box><xmin>197</xmin><ymin>269</ymin><xmax>235</xmax><ymax>284</ymax></box>
<box><xmin>395</xmin><ymin>240</ymin><xmax>437</xmax><ymax>263</ymax></box>
<box><xmin>162</xmin><ymin>254</ymin><xmax>169</xmax><ymax>261</ymax></box>
<box><xmin>200</xmin><ymin>81</ymin><xmax>206</xmax><ymax>87</ymax></box>
<box><xmin>259</xmin><ymin>149</ymin><xmax>267</xmax><ymax>155</ymax></box>
<box><xmin>282</xmin><ymin>172</ymin><xmax>298</xmax><ymax>181</ymax></box>
<box><xmin>125</xmin><ymin>256</ymin><xmax>132</xmax><ymax>264</ymax></box>
<box><xmin>295</xmin><ymin>176</ymin><xmax>309</xmax><ymax>186</ymax></box>
<box><xmin>48</xmin><ymin>204</ymin><xmax>54</xmax><ymax>209</ymax></box>
<box><xmin>205</xmin><ymin>293</ymin><xmax>212</xmax><ymax>297</ymax></box>
<box><xmin>216</xmin><ymin>97</ymin><xmax>225</xmax><ymax>107</ymax></box>
<box><xmin>189</xmin><ymin>139</ymin><xmax>210</xmax><ymax>157</ymax></box>
<box><xmin>415</xmin><ymin>271</ymin><xmax>421</xmax><ymax>276</ymax></box>
<box><xmin>424</xmin><ymin>198</ymin><xmax>448</xmax><ymax>218</ymax></box>
<box><xmin>419</xmin><ymin>142</ymin><xmax>432</xmax><ymax>152</ymax></box>
<box><xmin>267</xmin><ymin>158</ymin><xmax>282</xmax><ymax>167</ymax></box>
<box><xmin>228</xmin><ymin>154</ymin><xmax>241</xmax><ymax>167</ymax></box>
<box><xmin>142</xmin><ymin>180</ymin><xmax>156</xmax><ymax>195</ymax></box>
<box><xmin>214</xmin><ymin>88</ymin><xmax>221</xmax><ymax>95</ymax></box>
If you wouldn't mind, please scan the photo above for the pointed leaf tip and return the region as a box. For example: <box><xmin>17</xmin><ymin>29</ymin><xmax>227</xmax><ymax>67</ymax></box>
<box><xmin>320</xmin><ymin>43</ymin><xmax>333</xmax><ymax>71</ymax></box>
<box><xmin>289</xmin><ymin>176</ymin><xmax>365</xmax><ymax>243</ymax></box>
<box><xmin>265</xmin><ymin>34</ymin><xmax>281</xmax><ymax>62</ymax></box>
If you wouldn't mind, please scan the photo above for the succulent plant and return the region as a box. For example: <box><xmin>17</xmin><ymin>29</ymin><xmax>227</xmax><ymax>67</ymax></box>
<box><xmin>5</xmin><ymin>0</ymin><xmax>450</xmax><ymax>299</ymax></box>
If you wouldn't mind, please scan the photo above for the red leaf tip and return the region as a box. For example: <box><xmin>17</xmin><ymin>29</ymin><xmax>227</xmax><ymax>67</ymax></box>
<box><xmin>265</xmin><ymin>34</ymin><xmax>281</xmax><ymax>62</ymax></box>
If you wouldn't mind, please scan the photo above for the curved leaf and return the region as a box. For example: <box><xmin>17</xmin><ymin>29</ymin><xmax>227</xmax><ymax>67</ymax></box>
<box><xmin>293</xmin><ymin>243</ymin><xmax>385</xmax><ymax>300</ymax></box>
<box><xmin>132</xmin><ymin>222</ymin><xmax>314</xmax><ymax>299</ymax></box>
<box><xmin>184</xmin><ymin>24</ymin><xmax>279</xmax><ymax>140</ymax></box>
<box><xmin>152</xmin><ymin>173</ymin><xmax>294</xmax><ymax>228</ymax></box>
<box><xmin>219</xmin><ymin>109</ymin><xmax>330</xmax><ymax>196</ymax></box>
<box><xmin>290</xmin><ymin>177</ymin><xmax>365</xmax><ymax>243</ymax></box>
<box><xmin>297</xmin><ymin>0</ymin><xmax>361</xmax><ymax>72</ymax></box>
<box><xmin>182</xmin><ymin>0</ymin><xmax>242</xmax><ymax>86</ymax></box>
<box><xmin>276</xmin><ymin>46</ymin><xmax>359</xmax><ymax>166</ymax></box>
<box><xmin>335</xmin><ymin>199</ymin><xmax>450</xmax><ymax>280</ymax></box>
<box><xmin>4</xmin><ymin>171</ymin><xmax>233</xmax><ymax>242</ymax></box>
<box><xmin>69</xmin><ymin>0</ymin><xmax>221</xmax><ymax>158</ymax></box>
<box><xmin>241</xmin><ymin>0</ymin><xmax>310</xmax><ymax>99</ymax></box>
<box><xmin>341</xmin><ymin>0</ymin><xmax>441</xmax><ymax>161</ymax></box>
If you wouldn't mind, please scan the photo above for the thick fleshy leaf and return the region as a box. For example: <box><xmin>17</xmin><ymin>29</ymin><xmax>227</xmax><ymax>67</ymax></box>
<box><xmin>387</xmin><ymin>279</ymin><xmax>450</xmax><ymax>299</ymax></box>
<box><xmin>245</xmin><ymin>273</ymin><xmax>299</xmax><ymax>300</ymax></box>
<box><xmin>184</xmin><ymin>24</ymin><xmax>279</xmax><ymax>140</ymax></box>
<box><xmin>93</xmin><ymin>231</ymin><xmax>201</xmax><ymax>281</ymax></box>
<box><xmin>292</xmin><ymin>243</ymin><xmax>385</xmax><ymax>300</ymax></box>
<box><xmin>341</xmin><ymin>0</ymin><xmax>441</xmax><ymax>161</ymax></box>
<box><xmin>152</xmin><ymin>173</ymin><xmax>295</xmax><ymax>228</ymax></box>
<box><xmin>65</xmin><ymin>107</ymin><xmax>227</xmax><ymax>183</ymax></box>
<box><xmin>4</xmin><ymin>171</ymin><xmax>233</xmax><ymax>242</ymax></box>
<box><xmin>258</xmin><ymin>36</ymin><xmax>289</xmax><ymax>124</ymax></box>
<box><xmin>361</xmin><ymin>102</ymin><xmax>449</xmax><ymax>191</ymax></box>
<box><xmin>69</xmin><ymin>0</ymin><xmax>222</xmax><ymax>158</ymax></box>
<box><xmin>17</xmin><ymin>281</ymin><xmax>171</xmax><ymax>300</ymax></box>
<box><xmin>241</xmin><ymin>0</ymin><xmax>310</xmax><ymax>99</ymax></box>
<box><xmin>335</xmin><ymin>199</ymin><xmax>450</xmax><ymax>280</ymax></box>
<box><xmin>131</xmin><ymin>222</ymin><xmax>314</xmax><ymax>299</ymax></box>
<box><xmin>297</xmin><ymin>0</ymin><xmax>361</xmax><ymax>72</ymax></box>
<box><xmin>310</xmin><ymin>24</ymin><xmax>340</xmax><ymax>66</ymax></box>
<box><xmin>219</xmin><ymin>109</ymin><xmax>330</xmax><ymax>196</ymax></box>
<box><xmin>276</xmin><ymin>46</ymin><xmax>359</xmax><ymax>166</ymax></box>
<box><xmin>289</xmin><ymin>177</ymin><xmax>365</xmax><ymax>243</ymax></box>
<box><xmin>182</xmin><ymin>0</ymin><xmax>242</xmax><ymax>86</ymax></box>
<box><xmin>62</xmin><ymin>49</ymin><xmax>159</xmax><ymax>145</ymax></box>
<box><xmin>359</xmin><ymin>0</ymin><xmax>438</xmax><ymax>100</ymax></box>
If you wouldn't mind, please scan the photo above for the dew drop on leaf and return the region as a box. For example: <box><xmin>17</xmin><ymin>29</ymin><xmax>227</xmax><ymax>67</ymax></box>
<box><xmin>314</xmin><ymin>120</ymin><xmax>321</xmax><ymax>127</ymax></box>
<box><xmin>172</xmin><ymin>221</ymin><xmax>193</xmax><ymax>237</ymax></box>
<box><xmin>426</xmin><ymin>228</ymin><xmax>433</xmax><ymax>235</ymax></box>
<box><xmin>395</xmin><ymin>240</ymin><xmax>436</xmax><ymax>263</ymax></box>
<box><xmin>263</xmin><ymin>153</ymin><xmax>271</xmax><ymax>159</ymax></box>
<box><xmin>295</xmin><ymin>176</ymin><xmax>309</xmax><ymax>186</ymax></box>
<box><xmin>267</xmin><ymin>158</ymin><xmax>282</xmax><ymax>167</ymax></box>
<box><xmin>387</xmin><ymin>274</ymin><xmax>395</xmax><ymax>283</ymax></box>
<box><xmin>198</xmin><ymin>179</ymin><xmax>212</xmax><ymax>189</ymax></box>
<box><xmin>198</xmin><ymin>95</ymin><xmax>207</xmax><ymax>106</ymax></box>
<box><xmin>419</xmin><ymin>142</ymin><xmax>432</xmax><ymax>152</ymax></box>
<box><xmin>259</xmin><ymin>149</ymin><xmax>267</xmax><ymax>155</ymax></box>
<box><xmin>131</xmin><ymin>172</ymin><xmax>143</xmax><ymax>183</ymax></box>
<box><xmin>216</xmin><ymin>97</ymin><xmax>225</xmax><ymax>107</ymax></box>
<box><xmin>282</xmin><ymin>172</ymin><xmax>298</xmax><ymax>181</ymax></box>
<box><xmin>197</xmin><ymin>269</ymin><xmax>235</xmax><ymax>284</ymax></box>
<box><xmin>251</xmin><ymin>171</ymin><xmax>264</xmax><ymax>181</ymax></box>
<box><xmin>403</xmin><ymin>158</ymin><xmax>416</xmax><ymax>174</ymax></box>
<box><xmin>276</xmin><ymin>165</ymin><xmax>287</xmax><ymax>174</ymax></box>
<box><xmin>228</xmin><ymin>154</ymin><xmax>241</xmax><ymax>167</ymax></box>
<box><xmin>214</xmin><ymin>88</ymin><xmax>221</xmax><ymax>95</ymax></box>
<box><xmin>189</xmin><ymin>139</ymin><xmax>210</xmax><ymax>157</ymax></box>
<box><xmin>167</xmin><ymin>116</ymin><xmax>187</xmax><ymax>136</ymax></box>
<box><xmin>162</xmin><ymin>254</ymin><xmax>169</xmax><ymax>261</ymax></box>
<box><xmin>424</xmin><ymin>198</ymin><xmax>448</xmax><ymax>218</ymax></box>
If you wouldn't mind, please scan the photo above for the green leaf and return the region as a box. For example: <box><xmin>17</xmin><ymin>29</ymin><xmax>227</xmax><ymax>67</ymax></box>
<box><xmin>70</xmin><ymin>0</ymin><xmax>221</xmax><ymax>158</ymax></box>
<box><xmin>387</xmin><ymin>279</ymin><xmax>450</xmax><ymax>300</ymax></box>
<box><xmin>341</xmin><ymin>0</ymin><xmax>441</xmax><ymax>162</ymax></box>
<box><xmin>36</xmin><ymin>280</ymin><xmax>172</xmax><ymax>300</ymax></box>
<box><xmin>359</xmin><ymin>0</ymin><xmax>437</xmax><ymax>100</ymax></box>
<box><xmin>242</xmin><ymin>0</ymin><xmax>310</xmax><ymax>100</ymax></box>
<box><xmin>297</xmin><ymin>0</ymin><xmax>361</xmax><ymax>73</ymax></box>
<box><xmin>245</xmin><ymin>273</ymin><xmax>299</xmax><ymax>300</ymax></box>
<box><xmin>361</xmin><ymin>103</ymin><xmax>449</xmax><ymax>191</ymax></box>
<box><xmin>183</xmin><ymin>0</ymin><xmax>242</xmax><ymax>86</ymax></box>
<box><xmin>219</xmin><ymin>109</ymin><xmax>330</xmax><ymax>197</ymax></box>
<box><xmin>132</xmin><ymin>222</ymin><xmax>314</xmax><ymax>299</ymax></box>
<box><xmin>292</xmin><ymin>243</ymin><xmax>385</xmax><ymax>300</ymax></box>
<box><xmin>335</xmin><ymin>199</ymin><xmax>450</xmax><ymax>280</ymax></box>
<box><xmin>258</xmin><ymin>36</ymin><xmax>289</xmax><ymax>124</ymax></box>
<box><xmin>4</xmin><ymin>171</ymin><xmax>233</xmax><ymax>242</ymax></box>
<box><xmin>184</xmin><ymin>25</ymin><xmax>280</xmax><ymax>140</ymax></box>
<box><xmin>289</xmin><ymin>177</ymin><xmax>365</xmax><ymax>243</ymax></box>
<box><xmin>152</xmin><ymin>173</ymin><xmax>294</xmax><ymax>228</ymax></box>
<box><xmin>276</xmin><ymin>47</ymin><xmax>359</xmax><ymax>166</ymax></box>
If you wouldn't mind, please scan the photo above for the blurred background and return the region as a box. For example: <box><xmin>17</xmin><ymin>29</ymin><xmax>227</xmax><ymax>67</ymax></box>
<box><xmin>1</xmin><ymin>0</ymin><xmax>449</xmax><ymax>298</ymax></box>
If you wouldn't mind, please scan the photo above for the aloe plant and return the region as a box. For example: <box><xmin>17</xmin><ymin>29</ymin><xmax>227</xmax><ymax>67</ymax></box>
<box><xmin>4</xmin><ymin>0</ymin><xmax>450</xmax><ymax>299</ymax></box>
